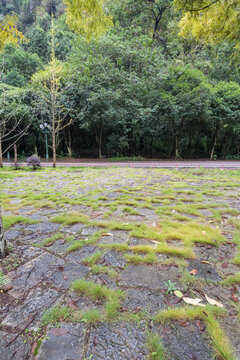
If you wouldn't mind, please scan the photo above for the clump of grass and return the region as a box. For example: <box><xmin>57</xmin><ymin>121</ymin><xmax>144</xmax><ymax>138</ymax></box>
<box><xmin>147</xmin><ymin>334</ymin><xmax>167</xmax><ymax>360</ymax></box>
<box><xmin>124</xmin><ymin>253</ymin><xmax>158</xmax><ymax>264</ymax></box>
<box><xmin>41</xmin><ymin>232</ymin><xmax>63</xmax><ymax>246</ymax></box>
<box><xmin>91</xmin><ymin>265</ymin><xmax>118</xmax><ymax>279</ymax></box>
<box><xmin>81</xmin><ymin>309</ymin><xmax>103</xmax><ymax>324</ymax></box>
<box><xmin>71</xmin><ymin>279</ymin><xmax>124</xmax><ymax>302</ymax></box>
<box><xmin>65</xmin><ymin>240</ymin><xmax>85</xmax><ymax>253</ymax></box>
<box><xmin>82</xmin><ymin>251</ymin><xmax>103</xmax><ymax>266</ymax></box>
<box><xmin>105</xmin><ymin>297</ymin><xmax>121</xmax><ymax>320</ymax></box>
<box><xmin>123</xmin><ymin>206</ymin><xmax>140</xmax><ymax>215</ymax></box>
<box><xmin>228</xmin><ymin>218</ymin><xmax>240</xmax><ymax>230</ymax></box>
<box><xmin>232</xmin><ymin>232</ymin><xmax>240</xmax><ymax>265</ymax></box>
<box><xmin>42</xmin><ymin>306</ymin><xmax>72</xmax><ymax>326</ymax></box>
<box><xmin>2</xmin><ymin>215</ymin><xmax>39</xmax><ymax>229</ymax></box>
<box><xmin>51</xmin><ymin>212</ymin><xmax>89</xmax><ymax>225</ymax></box>
<box><xmin>154</xmin><ymin>306</ymin><xmax>233</xmax><ymax>360</ymax></box>
<box><xmin>222</xmin><ymin>273</ymin><xmax>240</xmax><ymax>286</ymax></box>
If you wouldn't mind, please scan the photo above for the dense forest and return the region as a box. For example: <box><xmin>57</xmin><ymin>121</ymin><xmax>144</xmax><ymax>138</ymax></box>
<box><xmin>0</xmin><ymin>0</ymin><xmax>240</xmax><ymax>161</ymax></box>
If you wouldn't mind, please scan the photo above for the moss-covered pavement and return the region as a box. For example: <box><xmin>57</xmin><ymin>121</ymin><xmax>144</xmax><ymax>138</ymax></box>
<box><xmin>0</xmin><ymin>167</ymin><xmax>240</xmax><ymax>360</ymax></box>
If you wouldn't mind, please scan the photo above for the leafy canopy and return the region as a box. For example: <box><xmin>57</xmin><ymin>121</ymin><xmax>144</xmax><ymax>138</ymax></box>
<box><xmin>174</xmin><ymin>0</ymin><xmax>240</xmax><ymax>51</ymax></box>
<box><xmin>0</xmin><ymin>15</ymin><xmax>24</xmax><ymax>52</ymax></box>
<box><xmin>64</xmin><ymin>0</ymin><xmax>113</xmax><ymax>40</ymax></box>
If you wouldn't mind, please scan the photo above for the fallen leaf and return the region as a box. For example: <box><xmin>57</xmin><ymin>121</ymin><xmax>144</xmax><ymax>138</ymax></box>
<box><xmin>158</xmin><ymin>264</ymin><xmax>169</xmax><ymax>270</ymax></box>
<box><xmin>31</xmin><ymin>342</ymin><xmax>38</xmax><ymax>354</ymax></box>
<box><xmin>67</xmin><ymin>298</ymin><xmax>78</xmax><ymax>310</ymax></box>
<box><xmin>178</xmin><ymin>319</ymin><xmax>189</xmax><ymax>327</ymax></box>
<box><xmin>183</xmin><ymin>297</ymin><xmax>205</xmax><ymax>306</ymax></box>
<box><xmin>202</xmin><ymin>231</ymin><xmax>206</xmax><ymax>235</ymax></box>
<box><xmin>201</xmin><ymin>261</ymin><xmax>213</xmax><ymax>266</ymax></box>
<box><xmin>190</xmin><ymin>269</ymin><xmax>198</xmax><ymax>275</ymax></box>
<box><xmin>231</xmin><ymin>293</ymin><xmax>239</xmax><ymax>303</ymax></box>
<box><xmin>221</xmin><ymin>262</ymin><xmax>229</xmax><ymax>269</ymax></box>
<box><xmin>195</xmin><ymin>319</ymin><xmax>206</xmax><ymax>331</ymax></box>
<box><xmin>102</xmin><ymin>233</ymin><xmax>113</xmax><ymax>236</ymax></box>
<box><xmin>174</xmin><ymin>290</ymin><xmax>183</xmax><ymax>298</ymax></box>
<box><xmin>150</xmin><ymin>240</ymin><xmax>160</xmax><ymax>244</ymax></box>
<box><xmin>205</xmin><ymin>294</ymin><xmax>223</xmax><ymax>308</ymax></box>
<box><xmin>93</xmin><ymin>336</ymin><xmax>97</xmax><ymax>346</ymax></box>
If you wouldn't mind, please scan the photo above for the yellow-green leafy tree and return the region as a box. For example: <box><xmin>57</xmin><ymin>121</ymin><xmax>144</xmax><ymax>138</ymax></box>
<box><xmin>174</xmin><ymin>0</ymin><xmax>240</xmax><ymax>52</ymax></box>
<box><xmin>64</xmin><ymin>0</ymin><xmax>113</xmax><ymax>40</ymax></box>
<box><xmin>0</xmin><ymin>15</ymin><xmax>24</xmax><ymax>52</ymax></box>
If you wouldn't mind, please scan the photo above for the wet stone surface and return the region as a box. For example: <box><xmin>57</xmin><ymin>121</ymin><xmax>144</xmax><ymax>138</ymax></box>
<box><xmin>36</xmin><ymin>323</ymin><xmax>85</xmax><ymax>360</ymax></box>
<box><xmin>2</xmin><ymin>287</ymin><xmax>60</xmax><ymax>328</ymax></box>
<box><xmin>8</xmin><ymin>253</ymin><xmax>64</xmax><ymax>297</ymax></box>
<box><xmin>65</xmin><ymin>245</ymin><xmax>99</xmax><ymax>263</ymax></box>
<box><xmin>123</xmin><ymin>289</ymin><xmax>166</xmax><ymax>314</ymax></box>
<box><xmin>102</xmin><ymin>250</ymin><xmax>127</xmax><ymax>269</ymax></box>
<box><xmin>154</xmin><ymin>322</ymin><xmax>213</xmax><ymax>360</ymax></box>
<box><xmin>86</xmin><ymin>321</ymin><xmax>148</xmax><ymax>360</ymax></box>
<box><xmin>119</xmin><ymin>264</ymin><xmax>183</xmax><ymax>290</ymax></box>
<box><xmin>49</xmin><ymin>262</ymin><xmax>91</xmax><ymax>290</ymax></box>
<box><xmin>0</xmin><ymin>331</ymin><xmax>30</xmax><ymax>360</ymax></box>
<box><xmin>187</xmin><ymin>259</ymin><xmax>222</xmax><ymax>281</ymax></box>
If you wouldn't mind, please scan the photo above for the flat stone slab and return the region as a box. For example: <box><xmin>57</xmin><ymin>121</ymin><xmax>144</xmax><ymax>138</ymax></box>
<box><xmin>99</xmin><ymin>230</ymin><xmax>129</xmax><ymax>245</ymax></box>
<box><xmin>187</xmin><ymin>259</ymin><xmax>221</xmax><ymax>281</ymax></box>
<box><xmin>36</xmin><ymin>323</ymin><xmax>85</xmax><ymax>360</ymax></box>
<box><xmin>103</xmin><ymin>250</ymin><xmax>127</xmax><ymax>269</ymax></box>
<box><xmin>123</xmin><ymin>289</ymin><xmax>166</xmax><ymax>314</ymax></box>
<box><xmin>154</xmin><ymin>322</ymin><xmax>213</xmax><ymax>360</ymax></box>
<box><xmin>24</xmin><ymin>222</ymin><xmax>60</xmax><ymax>233</ymax></box>
<box><xmin>81</xmin><ymin>226</ymin><xmax>99</xmax><ymax>236</ymax></box>
<box><xmin>50</xmin><ymin>262</ymin><xmax>90</xmax><ymax>290</ymax></box>
<box><xmin>86</xmin><ymin>321</ymin><xmax>148</xmax><ymax>360</ymax></box>
<box><xmin>0</xmin><ymin>331</ymin><xmax>30</xmax><ymax>360</ymax></box>
<box><xmin>65</xmin><ymin>245</ymin><xmax>99</xmax><ymax>264</ymax></box>
<box><xmin>62</xmin><ymin>223</ymin><xmax>85</xmax><ymax>234</ymax></box>
<box><xmin>2</xmin><ymin>288</ymin><xmax>60</xmax><ymax>328</ymax></box>
<box><xmin>8</xmin><ymin>252</ymin><xmax>64</xmax><ymax>297</ymax></box>
<box><xmin>118</xmin><ymin>264</ymin><xmax>182</xmax><ymax>290</ymax></box>
<box><xmin>5</xmin><ymin>229</ymin><xmax>20</xmax><ymax>241</ymax></box>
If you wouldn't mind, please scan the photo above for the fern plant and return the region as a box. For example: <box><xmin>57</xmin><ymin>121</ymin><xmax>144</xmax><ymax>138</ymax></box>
<box><xmin>0</xmin><ymin>272</ymin><xmax>10</xmax><ymax>287</ymax></box>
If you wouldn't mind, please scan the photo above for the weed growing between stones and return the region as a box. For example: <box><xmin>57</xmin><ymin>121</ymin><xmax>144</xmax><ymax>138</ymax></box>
<box><xmin>147</xmin><ymin>334</ymin><xmax>167</xmax><ymax>360</ymax></box>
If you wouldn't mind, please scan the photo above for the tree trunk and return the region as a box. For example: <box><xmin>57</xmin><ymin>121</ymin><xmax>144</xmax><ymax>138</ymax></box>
<box><xmin>210</xmin><ymin>133</ymin><xmax>217</xmax><ymax>160</ymax></box>
<box><xmin>175</xmin><ymin>135</ymin><xmax>180</xmax><ymax>159</ymax></box>
<box><xmin>66</xmin><ymin>127</ymin><xmax>72</xmax><ymax>158</ymax></box>
<box><xmin>0</xmin><ymin>206</ymin><xmax>7</xmax><ymax>258</ymax></box>
<box><xmin>98</xmin><ymin>124</ymin><xmax>103</xmax><ymax>159</ymax></box>
<box><xmin>14</xmin><ymin>144</ymin><xmax>18</xmax><ymax>169</ymax></box>
<box><xmin>34</xmin><ymin>145</ymin><xmax>38</xmax><ymax>157</ymax></box>
<box><xmin>52</xmin><ymin>129</ymin><xmax>56</xmax><ymax>168</ymax></box>
<box><xmin>0</xmin><ymin>134</ymin><xmax>3</xmax><ymax>168</ymax></box>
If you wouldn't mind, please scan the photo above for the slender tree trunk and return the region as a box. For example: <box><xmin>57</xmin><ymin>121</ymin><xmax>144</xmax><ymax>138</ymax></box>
<box><xmin>0</xmin><ymin>134</ymin><xmax>3</xmax><ymax>168</ymax></box>
<box><xmin>66</xmin><ymin>127</ymin><xmax>72</xmax><ymax>157</ymax></box>
<box><xmin>210</xmin><ymin>133</ymin><xmax>217</xmax><ymax>160</ymax></box>
<box><xmin>98</xmin><ymin>123</ymin><xmax>103</xmax><ymax>159</ymax></box>
<box><xmin>14</xmin><ymin>144</ymin><xmax>18</xmax><ymax>169</ymax></box>
<box><xmin>175</xmin><ymin>135</ymin><xmax>180</xmax><ymax>159</ymax></box>
<box><xmin>0</xmin><ymin>206</ymin><xmax>7</xmax><ymax>258</ymax></box>
<box><xmin>34</xmin><ymin>145</ymin><xmax>38</xmax><ymax>157</ymax></box>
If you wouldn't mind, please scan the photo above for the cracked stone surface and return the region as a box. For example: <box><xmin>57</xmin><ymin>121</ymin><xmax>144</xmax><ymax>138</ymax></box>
<box><xmin>8</xmin><ymin>253</ymin><xmax>64</xmax><ymax>297</ymax></box>
<box><xmin>35</xmin><ymin>323</ymin><xmax>85</xmax><ymax>360</ymax></box>
<box><xmin>187</xmin><ymin>259</ymin><xmax>222</xmax><ymax>281</ymax></box>
<box><xmin>1</xmin><ymin>167</ymin><xmax>240</xmax><ymax>360</ymax></box>
<box><xmin>50</xmin><ymin>262</ymin><xmax>91</xmax><ymax>290</ymax></box>
<box><xmin>2</xmin><ymin>288</ymin><xmax>60</xmax><ymax>328</ymax></box>
<box><xmin>118</xmin><ymin>264</ymin><xmax>183</xmax><ymax>290</ymax></box>
<box><xmin>154</xmin><ymin>322</ymin><xmax>213</xmax><ymax>360</ymax></box>
<box><xmin>86</xmin><ymin>322</ymin><xmax>148</xmax><ymax>360</ymax></box>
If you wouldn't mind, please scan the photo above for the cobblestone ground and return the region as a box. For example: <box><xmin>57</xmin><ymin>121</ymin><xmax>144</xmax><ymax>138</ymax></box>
<box><xmin>0</xmin><ymin>167</ymin><xmax>240</xmax><ymax>360</ymax></box>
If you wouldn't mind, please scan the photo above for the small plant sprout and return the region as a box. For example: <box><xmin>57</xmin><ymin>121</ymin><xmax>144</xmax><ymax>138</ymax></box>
<box><xmin>164</xmin><ymin>280</ymin><xmax>176</xmax><ymax>295</ymax></box>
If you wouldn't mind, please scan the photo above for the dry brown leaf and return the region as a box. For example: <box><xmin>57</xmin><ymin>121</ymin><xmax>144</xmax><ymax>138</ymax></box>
<box><xmin>202</xmin><ymin>231</ymin><xmax>206</xmax><ymax>235</ymax></box>
<box><xmin>190</xmin><ymin>269</ymin><xmax>198</xmax><ymax>275</ymax></box>
<box><xmin>182</xmin><ymin>297</ymin><xmax>205</xmax><ymax>307</ymax></box>
<box><xmin>201</xmin><ymin>260</ymin><xmax>213</xmax><ymax>266</ymax></box>
<box><xmin>205</xmin><ymin>294</ymin><xmax>223</xmax><ymax>308</ymax></box>
<box><xmin>102</xmin><ymin>233</ymin><xmax>113</xmax><ymax>236</ymax></box>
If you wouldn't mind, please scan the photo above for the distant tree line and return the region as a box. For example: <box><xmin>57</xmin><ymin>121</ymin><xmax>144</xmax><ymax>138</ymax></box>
<box><xmin>0</xmin><ymin>0</ymin><xmax>240</xmax><ymax>160</ymax></box>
